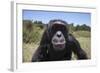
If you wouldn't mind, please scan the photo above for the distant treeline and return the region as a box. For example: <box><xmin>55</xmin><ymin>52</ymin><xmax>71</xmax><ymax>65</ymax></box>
<box><xmin>23</xmin><ymin>20</ymin><xmax>91</xmax><ymax>43</ymax></box>
<box><xmin>23</xmin><ymin>20</ymin><xmax>91</xmax><ymax>32</ymax></box>
<box><xmin>68</xmin><ymin>23</ymin><xmax>90</xmax><ymax>32</ymax></box>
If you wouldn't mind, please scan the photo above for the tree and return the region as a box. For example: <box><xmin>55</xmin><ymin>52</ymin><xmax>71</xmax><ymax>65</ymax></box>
<box><xmin>75</xmin><ymin>24</ymin><xmax>91</xmax><ymax>31</ymax></box>
<box><xmin>23</xmin><ymin>20</ymin><xmax>33</xmax><ymax>31</ymax></box>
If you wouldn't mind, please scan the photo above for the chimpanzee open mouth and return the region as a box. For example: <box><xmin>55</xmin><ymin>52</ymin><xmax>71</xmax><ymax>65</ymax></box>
<box><xmin>53</xmin><ymin>44</ymin><xmax>65</xmax><ymax>50</ymax></box>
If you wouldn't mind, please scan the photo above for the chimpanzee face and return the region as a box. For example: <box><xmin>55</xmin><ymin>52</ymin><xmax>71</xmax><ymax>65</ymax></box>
<box><xmin>50</xmin><ymin>23</ymin><xmax>68</xmax><ymax>51</ymax></box>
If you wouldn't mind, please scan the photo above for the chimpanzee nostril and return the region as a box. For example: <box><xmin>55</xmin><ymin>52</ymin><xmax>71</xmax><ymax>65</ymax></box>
<box><xmin>57</xmin><ymin>34</ymin><xmax>61</xmax><ymax>37</ymax></box>
<box><xmin>56</xmin><ymin>31</ymin><xmax>62</xmax><ymax>38</ymax></box>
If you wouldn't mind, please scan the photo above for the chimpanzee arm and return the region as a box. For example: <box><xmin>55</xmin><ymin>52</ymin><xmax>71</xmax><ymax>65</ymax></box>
<box><xmin>31</xmin><ymin>30</ymin><xmax>49</xmax><ymax>62</ymax></box>
<box><xmin>68</xmin><ymin>34</ymin><xmax>88</xmax><ymax>59</ymax></box>
<box><xmin>31</xmin><ymin>45</ymin><xmax>48</xmax><ymax>62</ymax></box>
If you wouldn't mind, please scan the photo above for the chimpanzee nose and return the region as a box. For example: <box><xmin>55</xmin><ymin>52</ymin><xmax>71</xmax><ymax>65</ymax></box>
<box><xmin>57</xmin><ymin>34</ymin><xmax>61</xmax><ymax>37</ymax></box>
<box><xmin>56</xmin><ymin>31</ymin><xmax>62</xmax><ymax>38</ymax></box>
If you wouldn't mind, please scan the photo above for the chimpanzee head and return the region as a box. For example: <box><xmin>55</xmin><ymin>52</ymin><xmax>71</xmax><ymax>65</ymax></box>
<box><xmin>47</xmin><ymin>19</ymin><xmax>68</xmax><ymax>51</ymax></box>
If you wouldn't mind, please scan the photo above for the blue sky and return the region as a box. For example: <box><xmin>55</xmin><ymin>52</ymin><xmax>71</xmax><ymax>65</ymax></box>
<box><xmin>23</xmin><ymin>10</ymin><xmax>91</xmax><ymax>26</ymax></box>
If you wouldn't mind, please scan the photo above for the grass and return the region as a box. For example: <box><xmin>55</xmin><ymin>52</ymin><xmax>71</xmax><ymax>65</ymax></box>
<box><xmin>72</xmin><ymin>31</ymin><xmax>91</xmax><ymax>37</ymax></box>
<box><xmin>23</xmin><ymin>43</ymin><xmax>39</xmax><ymax>62</ymax></box>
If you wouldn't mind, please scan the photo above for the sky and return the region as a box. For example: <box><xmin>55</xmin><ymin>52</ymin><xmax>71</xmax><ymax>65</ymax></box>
<box><xmin>23</xmin><ymin>10</ymin><xmax>91</xmax><ymax>26</ymax></box>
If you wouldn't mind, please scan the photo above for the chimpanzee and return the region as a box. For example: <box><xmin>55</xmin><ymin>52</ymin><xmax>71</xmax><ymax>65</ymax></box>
<box><xmin>31</xmin><ymin>19</ymin><xmax>88</xmax><ymax>62</ymax></box>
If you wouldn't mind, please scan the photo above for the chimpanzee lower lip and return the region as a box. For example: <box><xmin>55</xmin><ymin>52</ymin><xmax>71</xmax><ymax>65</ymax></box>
<box><xmin>54</xmin><ymin>44</ymin><xmax>65</xmax><ymax>49</ymax></box>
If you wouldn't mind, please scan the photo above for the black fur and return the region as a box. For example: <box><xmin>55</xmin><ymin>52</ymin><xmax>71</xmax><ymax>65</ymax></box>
<box><xmin>31</xmin><ymin>19</ymin><xmax>88</xmax><ymax>62</ymax></box>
